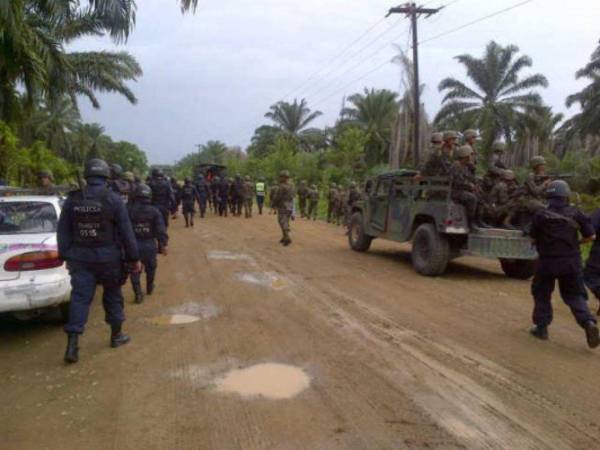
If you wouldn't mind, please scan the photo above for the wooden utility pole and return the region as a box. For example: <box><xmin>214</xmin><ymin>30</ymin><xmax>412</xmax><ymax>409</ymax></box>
<box><xmin>387</xmin><ymin>3</ymin><xmax>440</xmax><ymax>167</ymax></box>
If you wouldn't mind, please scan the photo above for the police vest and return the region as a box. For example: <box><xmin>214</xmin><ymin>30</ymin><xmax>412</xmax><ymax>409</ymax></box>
<box><xmin>151</xmin><ymin>180</ymin><xmax>170</xmax><ymax>206</ymax></box>
<box><xmin>181</xmin><ymin>185</ymin><xmax>195</xmax><ymax>202</ymax></box>
<box><xmin>70</xmin><ymin>189</ymin><xmax>115</xmax><ymax>248</ymax></box>
<box><xmin>536</xmin><ymin>207</ymin><xmax>580</xmax><ymax>258</ymax></box>
<box><xmin>256</xmin><ymin>182</ymin><xmax>265</xmax><ymax>195</ymax></box>
<box><xmin>129</xmin><ymin>204</ymin><xmax>156</xmax><ymax>240</ymax></box>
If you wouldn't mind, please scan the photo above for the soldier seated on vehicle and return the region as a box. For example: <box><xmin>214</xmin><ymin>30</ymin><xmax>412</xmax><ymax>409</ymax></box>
<box><xmin>488</xmin><ymin>170</ymin><xmax>520</xmax><ymax>229</ymax></box>
<box><xmin>450</xmin><ymin>145</ymin><xmax>488</xmax><ymax>230</ymax></box>
<box><xmin>524</xmin><ymin>156</ymin><xmax>551</xmax><ymax>210</ymax></box>
<box><xmin>421</xmin><ymin>131</ymin><xmax>455</xmax><ymax>177</ymax></box>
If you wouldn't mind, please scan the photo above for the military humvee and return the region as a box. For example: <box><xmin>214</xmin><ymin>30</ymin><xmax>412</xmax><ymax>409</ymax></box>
<box><xmin>348</xmin><ymin>169</ymin><xmax>537</xmax><ymax>279</ymax></box>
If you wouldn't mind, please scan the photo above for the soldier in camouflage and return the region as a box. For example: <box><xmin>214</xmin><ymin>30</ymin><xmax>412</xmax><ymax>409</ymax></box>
<box><xmin>269</xmin><ymin>184</ymin><xmax>279</xmax><ymax>215</ymax></box>
<box><xmin>327</xmin><ymin>183</ymin><xmax>338</xmax><ymax>223</ymax></box>
<box><xmin>489</xmin><ymin>169</ymin><xmax>520</xmax><ymax>229</ymax></box>
<box><xmin>243</xmin><ymin>175</ymin><xmax>255</xmax><ymax>218</ymax></box>
<box><xmin>451</xmin><ymin>145</ymin><xmax>486</xmax><ymax>229</ymax></box>
<box><xmin>488</xmin><ymin>142</ymin><xmax>507</xmax><ymax>171</ymax></box>
<box><xmin>307</xmin><ymin>184</ymin><xmax>319</xmax><ymax>221</ymax></box>
<box><xmin>271</xmin><ymin>170</ymin><xmax>295</xmax><ymax>246</ymax></box>
<box><xmin>297</xmin><ymin>180</ymin><xmax>309</xmax><ymax>219</ymax></box>
<box><xmin>422</xmin><ymin>131</ymin><xmax>455</xmax><ymax>176</ymax></box>
<box><xmin>523</xmin><ymin>156</ymin><xmax>550</xmax><ymax>212</ymax></box>
<box><xmin>463</xmin><ymin>129</ymin><xmax>479</xmax><ymax>173</ymax></box>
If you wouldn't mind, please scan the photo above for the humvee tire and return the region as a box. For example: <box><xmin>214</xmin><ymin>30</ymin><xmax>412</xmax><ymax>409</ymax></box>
<box><xmin>348</xmin><ymin>212</ymin><xmax>373</xmax><ymax>252</ymax></box>
<box><xmin>411</xmin><ymin>223</ymin><xmax>450</xmax><ymax>276</ymax></box>
<box><xmin>499</xmin><ymin>258</ymin><xmax>536</xmax><ymax>280</ymax></box>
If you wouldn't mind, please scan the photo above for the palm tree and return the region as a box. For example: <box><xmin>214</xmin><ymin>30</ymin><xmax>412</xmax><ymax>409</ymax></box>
<box><xmin>265</xmin><ymin>99</ymin><xmax>322</xmax><ymax>139</ymax></box>
<box><xmin>390</xmin><ymin>46</ymin><xmax>429</xmax><ymax>167</ymax></box>
<box><xmin>435</xmin><ymin>41</ymin><xmax>548</xmax><ymax>157</ymax></box>
<box><xmin>197</xmin><ymin>141</ymin><xmax>228</xmax><ymax>165</ymax></box>
<box><xmin>341</xmin><ymin>88</ymin><xmax>399</xmax><ymax>165</ymax></box>
<box><xmin>565</xmin><ymin>40</ymin><xmax>600</xmax><ymax>139</ymax></box>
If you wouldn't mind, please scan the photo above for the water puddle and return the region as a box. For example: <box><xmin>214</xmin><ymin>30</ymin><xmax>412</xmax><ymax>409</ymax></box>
<box><xmin>235</xmin><ymin>272</ymin><xmax>287</xmax><ymax>290</ymax></box>
<box><xmin>146</xmin><ymin>314</ymin><xmax>201</xmax><ymax>326</ymax></box>
<box><xmin>168</xmin><ymin>302</ymin><xmax>219</xmax><ymax>319</ymax></box>
<box><xmin>215</xmin><ymin>363</ymin><xmax>310</xmax><ymax>400</ymax></box>
<box><xmin>207</xmin><ymin>251</ymin><xmax>254</xmax><ymax>262</ymax></box>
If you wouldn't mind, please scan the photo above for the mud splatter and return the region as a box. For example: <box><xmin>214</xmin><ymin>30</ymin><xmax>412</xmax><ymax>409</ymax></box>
<box><xmin>235</xmin><ymin>272</ymin><xmax>287</xmax><ymax>290</ymax></box>
<box><xmin>215</xmin><ymin>363</ymin><xmax>310</xmax><ymax>400</ymax></box>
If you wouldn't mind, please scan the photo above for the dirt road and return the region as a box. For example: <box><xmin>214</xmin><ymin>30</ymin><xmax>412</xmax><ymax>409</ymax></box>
<box><xmin>2</xmin><ymin>211</ymin><xmax>600</xmax><ymax>450</ymax></box>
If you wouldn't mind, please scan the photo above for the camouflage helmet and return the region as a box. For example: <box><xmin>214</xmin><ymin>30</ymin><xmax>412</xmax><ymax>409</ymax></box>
<box><xmin>430</xmin><ymin>132</ymin><xmax>443</xmax><ymax>143</ymax></box>
<box><xmin>135</xmin><ymin>183</ymin><xmax>152</xmax><ymax>199</ymax></box>
<box><xmin>38</xmin><ymin>169</ymin><xmax>53</xmax><ymax>180</ymax></box>
<box><xmin>463</xmin><ymin>129</ymin><xmax>478</xmax><ymax>139</ymax></box>
<box><xmin>122</xmin><ymin>171</ymin><xmax>135</xmax><ymax>182</ymax></box>
<box><xmin>244</xmin><ymin>175</ymin><xmax>251</xmax><ymax>181</ymax></box>
<box><xmin>501</xmin><ymin>169</ymin><xmax>517</xmax><ymax>181</ymax></box>
<box><xmin>279</xmin><ymin>170</ymin><xmax>290</xmax><ymax>178</ymax></box>
<box><xmin>530</xmin><ymin>156</ymin><xmax>546</xmax><ymax>169</ymax></box>
<box><xmin>455</xmin><ymin>145</ymin><xmax>474</xmax><ymax>159</ymax></box>
<box><xmin>492</xmin><ymin>141</ymin><xmax>506</xmax><ymax>153</ymax></box>
<box><xmin>546</xmin><ymin>180</ymin><xmax>571</xmax><ymax>198</ymax></box>
<box><xmin>443</xmin><ymin>130</ymin><xmax>458</xmax><ymax>141</ymax></box>
<box><xmin>84</xmin><ymin>158</ymin><xmax>110</xmax><ymax>178</ymax></box>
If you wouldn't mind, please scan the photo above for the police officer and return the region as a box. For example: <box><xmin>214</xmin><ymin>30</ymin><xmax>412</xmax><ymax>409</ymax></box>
<box><xmin>58</xmin><ymin>159</ymin><xmax>141</xmax><ymax>364</ymax></box>
<box><xmin>585</xmin><ymin>207</ymin><xmax>600</xmax><ymax>315</ymax></box>
<box><xmin>122</xmin><ymin>171</ymin><xmax>136</xmax><ymax>203</ymax></box>
<box><xmin>255</xmin><ymin>178</ymin><xmax>266</xmax><ymax>215</ymax></box>
<box><xmin>195</xmin><ymin>174</ymin><xmax>210</xmax><ymax>218</ymax></box>
<box><xmin>170</xmin><ymin>176</ymin><xmax>182</xmax><ymax>218</ymax></box>
<box><xmin>218</xmin><ymin>176</ymin><xmax>230</xmax><ymax>217</ymax></box>
<box><xmin>181</xmin><ymin>177</ymin><xmax>200</xmax><ymax>227</ymax></box>
<box><xmin>272</xmin><ymin>170</ymin><xmax>295</xmax><ymax>246</ymax></box>
<box><xmin>529</xmin><ymin>180</ymin><xmax>599</xmax><ymax>348</ymax></box>
<box><xmin>210</xmin><ymin>176</ymin><xmax>220</xmax><ymax>214</ymax></box>
<box><xmin>129</xmin><ymin>184</ymin><xmax>168</xmax><ymax>303</ymax></box>
<box><xmin>232</xmin><ymin>174</ymin><xmax>244</xmax><ymax>217</ymax></box>
<box><xmin>148</xmin><ymin>169</ymin><xmax>174</xmax><ymax>228</ymax></box>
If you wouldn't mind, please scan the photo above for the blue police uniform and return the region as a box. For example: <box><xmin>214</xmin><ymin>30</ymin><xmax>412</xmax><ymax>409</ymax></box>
<box><xmin>148</xmin><ymin>176</ymin><xmax>174</xmax><ymax>228</ymax></box>
<box><xmin>180</xmin><ymin>182</ymin><xmax>200</xmax><ymax>227</ymax></box>
<box><xmin>128</xmin><ymin>198</ymin><xmax>168</xmax><ymax>300</ymax></box>
<box><xmin>58</xmin><ymin>176</ymin><xmax>139</xmax><ymax>335</ymax></box>
<box><xmin>195</xmin><ymin>178</ymin><xmax>210</xmax><ymax>218</ymax></box>
<box><xmin>530</xmin><ymin>197</ymin><xmax>596</xmax><ymax>329</ymax></box>
<box><xmin>218</xmin><ymin>179</ymin><xmax>229</xmax><ymax>216</ymax></box>
<box><xmin>584</xmin><ymin>209</ymin><xmax>600</xmax><ymax>313</ymax></box>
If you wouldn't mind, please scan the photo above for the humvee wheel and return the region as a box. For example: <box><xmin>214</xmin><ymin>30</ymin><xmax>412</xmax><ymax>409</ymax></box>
<box><xmin>348</xmin><ymin>212</ymin><xmax>373</xmax><ymax>252</ymax></box>
<box><xmin>411</xmin><ymin>223</ymin><xmax>450</xmax><ymax>276</ymax></box>
<box><xmin>499</xmin><ymin>259</ymin><xmax>536</xmax><ymax>280</ymax></box>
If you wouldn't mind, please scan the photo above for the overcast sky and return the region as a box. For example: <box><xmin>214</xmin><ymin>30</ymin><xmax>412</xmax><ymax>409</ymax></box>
<box><xmin>74</xmin><ymin>0</ymin><xmax>600</xmax><ymax>164</ymax></box>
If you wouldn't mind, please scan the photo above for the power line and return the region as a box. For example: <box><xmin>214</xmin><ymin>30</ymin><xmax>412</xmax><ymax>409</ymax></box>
<box><xmin>418</xmin><ymin>0</ymin><xmax>534</xmax><ymax>46</ymax></box>
<box><xmin>281</xmin><ymin>16</ymin><xmax>388</xmax><ymax>100</ymax></box>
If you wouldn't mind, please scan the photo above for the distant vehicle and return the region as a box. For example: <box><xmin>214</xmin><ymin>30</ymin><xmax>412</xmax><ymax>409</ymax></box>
<box><xmin>0</xmin><ymin>195</ymin><xmax>71</xmax><ymax>321</ymax></box>
<box><xmin>193</xmin><ymin>164</ymin><xmax>226</xmax><ymax>182</ymax></box>
<box><xmin>348</xmin><ymin>170</ymin><xmax>538</xmax><ymax>279</ymax></box>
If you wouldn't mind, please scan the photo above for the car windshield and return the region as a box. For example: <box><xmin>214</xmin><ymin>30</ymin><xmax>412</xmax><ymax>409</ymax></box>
<box><xmin>0</xmin><ymin>202</ymin><xmax>58</xmax><ymax>234</ymax></box>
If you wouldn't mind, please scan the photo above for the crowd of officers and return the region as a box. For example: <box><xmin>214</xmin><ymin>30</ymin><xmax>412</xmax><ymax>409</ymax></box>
<box><xmin>419</xmin><ymin>129</ymin><xmax>554</xmax><ymax>230</ymax></box>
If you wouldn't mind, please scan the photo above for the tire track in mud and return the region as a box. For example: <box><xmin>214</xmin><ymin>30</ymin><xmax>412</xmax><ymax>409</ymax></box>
<box><xmin>215</xmin><ymin>219</ymin><xmax>600</xmax><ymax>450</ymax></box>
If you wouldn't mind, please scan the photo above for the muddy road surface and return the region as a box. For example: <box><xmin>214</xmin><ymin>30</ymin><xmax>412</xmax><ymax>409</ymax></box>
<box><xmin>2</xmin><ymin>212</ymin><xmax>600</xmax><ymax>450</ymax></box>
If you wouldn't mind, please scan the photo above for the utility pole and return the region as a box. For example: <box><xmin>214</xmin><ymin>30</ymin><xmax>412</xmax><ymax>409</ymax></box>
<box><xmin>387</xmin><ymin>3</ymin><xmax>440</xmax><ymax>167</ymax></box>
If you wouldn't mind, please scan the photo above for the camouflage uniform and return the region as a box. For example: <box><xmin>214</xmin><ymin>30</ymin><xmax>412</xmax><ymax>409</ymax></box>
<box><xmin>297</xmin><ymin>181</ymin><xmax>309</xmax><ymax>218</ymax></box>
<box><xmin>463</xmin><ymin>129</ymin><xmax>479</xmax><ymax>174</ymax></box>
<box><xmin>272</xmin><ymin>171</ymin><xmax>296</xmax><ymax>246</ymax></box>
<box><xmin>307</xmin><ymin>185</ymin><xmax>319</xmax><ymax>221</ymax></box>
<box><xmin>243</xmin><ymin>176</ymin><xmax>255</xmax><ymax>218</ymax></box>
<box><xmin>327</xmin><ymin>184</ymin><xmax>338</xmax><ymax>223</ymax></box>
<box><xmin>522</xmin><ymin>156</ymin><xmax>549</xmax><ymax>213</ymax></box>
<box><xmin>450</xmin><ymin>146</ymin><xmax>479</xmax><ymax>224</ymax></box>
<box><xmin>346</xmin><ymin>183</ymin><xmax>361</xmax><ymax>227</ymax></box>
<box><xmin>269</xmin><ymin>185</ymin><xmax>279</xmax><ymax>215</ymax></box>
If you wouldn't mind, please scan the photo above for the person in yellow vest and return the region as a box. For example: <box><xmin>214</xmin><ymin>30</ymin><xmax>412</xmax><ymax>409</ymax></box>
<box><xmin>255</xmin><ymin>178</ymin><xmax>266</xmax><ymax>215</ymax></box>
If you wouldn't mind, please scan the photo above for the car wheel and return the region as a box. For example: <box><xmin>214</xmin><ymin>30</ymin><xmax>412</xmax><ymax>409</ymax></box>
<box><xmin>348</xmin><ymin>212</ymin><xmax>373</xmax><ymax>252</ymax></box>
<box><xmin>411</xmin><ymin>223</ymin><xmax>450</xmax><ymax>276</ymax></box>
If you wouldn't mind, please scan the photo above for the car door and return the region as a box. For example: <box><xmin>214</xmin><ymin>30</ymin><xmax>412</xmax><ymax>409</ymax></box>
<box><xmin>369</xmin><ymin>178</ymin><xmax>391</xmax><ymax>232</ymax></box>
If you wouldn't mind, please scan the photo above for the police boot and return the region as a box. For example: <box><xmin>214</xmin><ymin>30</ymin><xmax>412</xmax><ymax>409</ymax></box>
<box><xmin>64</xmin><ymin>333</ymin><xmax>79</xmax><ymax>364</ymax></box>
<box><xmin>584</xmin><ymin>321</ymin><xmax>600</xmax><ymax>349</ymax></box>
<box><xmin>147</xmin><ymin>277</ymin><xmax>155</xmax><ymax>296</ymax></box>
<box><xmin>110</xmin><ymin>324</ymin><xmax>131</xmax><ymax>348</ymax></box>
<box><xmin>132</xmin><ymin>281</ymin><xmax>144</xmax><ymax>304</ymax></box>
<box><xmin>529</xmin><ymin>325</ymin><xmax>549</xmax><ymax>341</ymax></box>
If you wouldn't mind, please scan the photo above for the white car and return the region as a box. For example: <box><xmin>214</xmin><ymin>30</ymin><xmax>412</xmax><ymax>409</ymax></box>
<box><xmin>0</xmin><ymin>195</ymin><xmax>71</xmax><ymax>320</ymax></box>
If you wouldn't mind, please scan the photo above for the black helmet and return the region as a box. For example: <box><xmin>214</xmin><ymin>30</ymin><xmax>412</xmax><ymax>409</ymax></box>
<box><xmin>546</xmin><ymin>180</ymin><xmax>571</xmax><ymax>198</ymax></box>
<box><xmin>151</xmin><ymin>168</ymin><xmax>163</xmax><ymax>178</ymax></box>
<box><xmin>135</xmin><ymin>183</ymin><xmax>152</xmax><ymax>199</ymax></box>
<box><xmin>84</xmin><ymin>159</ymin><xmax>110</xmax><ymax>178</ymax></box>
<box><xmin>109</xmin><ymin>163</ymin><xmax>123</xmax><ymax>178</ymax></box>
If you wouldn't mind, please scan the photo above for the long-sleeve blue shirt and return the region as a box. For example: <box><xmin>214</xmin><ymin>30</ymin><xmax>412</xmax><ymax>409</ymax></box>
<box><xmin>57</xmin><ymin>177</ymin><xmax>140</xmax><ymax>263</ymax></box>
